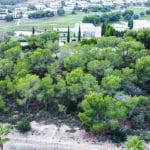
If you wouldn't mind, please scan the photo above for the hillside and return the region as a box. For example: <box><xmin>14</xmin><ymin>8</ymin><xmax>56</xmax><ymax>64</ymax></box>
<box><xmin>0</xmin><ymin>28</ymin><xmax>150</xmax><ymax>150</ymax></box>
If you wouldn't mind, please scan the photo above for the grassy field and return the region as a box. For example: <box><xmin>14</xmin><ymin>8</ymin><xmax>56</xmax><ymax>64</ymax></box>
<box><xmin>128</xmin><ymin>6</ymin><xmax>149</xmax><ymax>14</ymax></box>
<box><xmin>0</xmin><ymin>12</ymin><xmax>100</xmax><ymax>32</ymax></box>
<box><xmin>0</xmin><ymin>6</ymin><xmax>149</xmax><ymax>32</ymax></box>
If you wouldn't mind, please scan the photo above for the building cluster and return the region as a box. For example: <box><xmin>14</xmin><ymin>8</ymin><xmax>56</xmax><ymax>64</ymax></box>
<box><xmin>0</xmin><ymin>0</ymin><xmax>148</xmax><ymax>20</ymax></box>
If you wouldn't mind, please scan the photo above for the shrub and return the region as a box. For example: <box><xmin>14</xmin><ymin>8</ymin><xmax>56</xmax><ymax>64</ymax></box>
<box><xmin>133</xmin><ymin>14</ymin><xmax>139</xmax><ymax>19</ymax></box>
<box><xmin>110</xmin><ymin>127</ymin><xmax>127</xmax><ymax>143</ymax></box>
<box><xmin>127</xmin><ymin>97</ymin><xmax>150</xmax><ymax>130</ymax></box>
<box><xmin>58</xmin><ymin>104</ymin><xmax>67</xmax><ymax>114</ymax></box>
<box><xmin>140</xmin><ymin>131</ymin><xmax>150</xmax><ymax>142</ymax></box>
<box><xmin>146</xmin><ymin>9</ymin><xmax>150</xmax><ymax>15</ymax></box>
<box><xmin>16</xmin><ymin>117</ymin><xmax>31</xmax><ymax>133</ymax></box>
<box><xmin>124</xmin><ymin>85</ymin><xmax>143</xmax><ymax>96</ymax></box>
<box><xmin>71</xmin><ymin>10</ymin><xmax>76</xmax><ymax>15</ymax></box>
<box><xmin>140</xmin><ymin>12</ymin><xmax>144</xmax><ymax>17</ymax></box>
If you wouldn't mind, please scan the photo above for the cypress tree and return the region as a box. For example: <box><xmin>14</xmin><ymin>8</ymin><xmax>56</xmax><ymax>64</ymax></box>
<box><xmin>32</xmin><ymin>26</ymin><xmax>35</xmax><ymax>35</ymax></box>
<box><xmin>101</xmin><ymin>21</ymin><xmax>108</xmax><ymax>36</ymax></box>
<box><xmin>128</xmin><ymin>19</ymin><xmax>134</xmax><ymax>30</ymax></box>
<box><xmin>104</xmin><ymin>24</ymin><xmax>116</xmax><ymax>37</ymax></box>
<box><xmin>78</xmin><ymin>25</ymin><xmax>81</xmax><ymax>41</ymax></box>
<box><xmin>67</xmin><ymin>25</ymin><xmax>70</xmax><ymax>43</ymax></box>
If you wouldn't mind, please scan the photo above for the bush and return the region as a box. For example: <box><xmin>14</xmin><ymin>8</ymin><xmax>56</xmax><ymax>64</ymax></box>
<box><xmin>16</xmin><ymin>117</ymin><xmax>31</xmax><ymax>133</ymax></box>
<box><xmin>140</xmin><ymin>12</ymin><xmax>144</xmax><ymax>17</ymax></box>
<box><xmin>124</xmin><ymin>85</ymin><xmax>143</xmax><ymax>96</ymax></box>
<box><xmin>140</xmin><ymin>131</ymin><xmax>150</xmax><ymax>142</ymax></box>
<box><xmin>110</xmin><ymin>127</ymin><xmax>127</xmax><ymax>143</ymax></box>
<box><xmin>127</xmin><ymin>97</ymin><xmax>149</xmax><ymax>130</ymax></box>
<box><xmin>146</xmin><ymin>9</ymin><xmax>150</xmax><ymax>15</ymax></box>
<box><xmin>133</xmin><ymin>14</ymin><xmax>139</xmax><ymax>19</ymax></box>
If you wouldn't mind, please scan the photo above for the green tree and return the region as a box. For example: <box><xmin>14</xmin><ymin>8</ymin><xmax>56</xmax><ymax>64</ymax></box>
<box><xmin>78</xmin><ymin>92</ymin><xmax>126</xmax><ymax>132</ymax></box>
<box><xmin>5</xmin><ymin>15</ymin><xmax>14</xmax><ymax>22</ymax></box>
<box><xmin>101</xmin><ymin>75</ymin><xmax>122</xmax><ymax>95</ymax></box>
<box><xmin>64</xmin><ymin>68</ymin><xmax>99</xmax><ymax>111</ymax></box>
<box><xmin>0</xmin><ymin>124</ymin><xmax>10</xmax><ymax>150</ymax></box>
<box><xmin>28</xmin><ymin>11</ymin><xmax>54</xmax><ymax>19</ymax></box>
<box><xmin>4</xmin><ymin>46</ymin><xmax>21</xmax><ymax>62</ymax></box>
<box><xmin>55</xmin><ymin>78</ymin><xmax>67</xmax><ymax>99</ymax></box>
<box><xmin>57</xmin><ymin>8</ymin><xmax>65</xmax><ymax>16</ymax></box>
<box><xmin>40</xmin><ymin>75</ymin><xmax>54</xmax><ymax>110</ymax></box>
<box><xmin>116</xmin><ymin>40</ymin><xmax>148</xmax><ymax>67</ymax></box>
<box><xmin>64</xmin><ymin>53</ymin><xmax>87</xmax><ymax>71</ymax></box>
<box><xmin>0</xmin><ymin>96</ymin><xmax>6</xmax><ymax>112</ymax></box>
<box><xmin>45</xmin><ymin>40</ymin><xmax>59</xmax><ymax>58</ymax></box>
<box><xmin>135</xmin><ymin>56</ymin><xmax>150</xmax><ymax>91</ymax></box>
<box><xmin>122</xmin><ymin>10</ymin><xmax>134</xmax><ymax>21</ymax></box>
<box><xmin>25</xmin><ymin>48</ymin><xmax>53</xmax><ymax>76</ymax></box>
<box><xmin>0</xmin><ymin>59</ymin><xmax>13</xmax><ymax>79</ymax></box>
<box><xmin>87</xmin><ymin>59</ymin><xmax>111</xmax><ymax>79</ymax></box>
<box><xmin>15</xmin><ymin>74</ymin><xmax>41</xmax><ymax>112</ymax></box>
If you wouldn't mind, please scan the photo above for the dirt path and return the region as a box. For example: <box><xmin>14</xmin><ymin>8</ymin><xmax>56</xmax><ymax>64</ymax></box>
<box><xmin>5</xmin><ymin>121</ymin><xmax>123</xmax><ymax>150</ymax></box>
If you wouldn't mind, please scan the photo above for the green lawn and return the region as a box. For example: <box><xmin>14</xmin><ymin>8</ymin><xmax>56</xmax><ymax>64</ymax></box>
<box><xmin>0</xmin><ymin>12</ymin><xmax>100</xmax><ymax>32</ymax></box>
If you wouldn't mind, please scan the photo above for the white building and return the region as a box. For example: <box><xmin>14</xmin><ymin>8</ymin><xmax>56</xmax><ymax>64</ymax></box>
<box><xmin>74</xmin><ymin>23</ymin><xmax>101</xmax><ymax>38</ymax></box>
<box><xmin>35</xmin><ymin>4</ymin><xmax>46</xmax><ymax>10</ymax></box>
<box><xmin>0</xmin><ymin>9</ymin><xmax>8</xmax><ymax>20</ymax></box>
<box><xmin>54</xmin><ymin>23</ymin><xmax>101</xmax><ymax>43</ymax></box>
<box><xmin>14</xmin><ymin>7</ymin><xmax>28</xmax><ymax>18</ymax></box>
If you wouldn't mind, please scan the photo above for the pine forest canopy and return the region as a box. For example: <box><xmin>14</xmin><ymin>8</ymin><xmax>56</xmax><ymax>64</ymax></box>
<box><xmin>0</xmin><ymin>28</ymin><xmax>150</xmax><ymax>144</ymax></box>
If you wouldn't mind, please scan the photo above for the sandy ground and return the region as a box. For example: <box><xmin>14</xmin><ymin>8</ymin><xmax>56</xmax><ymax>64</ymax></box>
<box><xmin>5</xmin><ymin>121</ymin><xmax>123</xmax><ymax>150</ymax></box>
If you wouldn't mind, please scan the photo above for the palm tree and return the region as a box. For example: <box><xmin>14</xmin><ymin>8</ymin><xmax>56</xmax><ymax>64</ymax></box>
<box><xmin>124</xmin><ymin>136</ymin><xmax>145</xmax><ymax>150</ymax></box>
<box><xmin>0</xmin><ymin>124</ymin><xmax>10</xmax><ymax>150</ymax></box>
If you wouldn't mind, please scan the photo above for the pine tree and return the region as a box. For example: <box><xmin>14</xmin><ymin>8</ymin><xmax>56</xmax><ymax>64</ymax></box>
<box><xmin>67</xmin><ymin>25</ymin><xmax>70</xmax><ymax>43</ymax></box>
<box><xmin>78</xmin><ymin>25</ymin><xmax>81</xmax><ymax>41</ymax></box>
